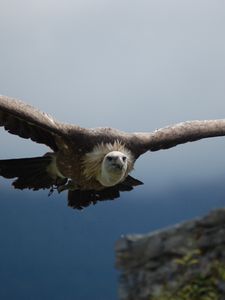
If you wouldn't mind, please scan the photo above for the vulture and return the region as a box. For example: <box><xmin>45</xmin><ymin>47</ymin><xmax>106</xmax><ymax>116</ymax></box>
<box><xmin>0</xmin><ymin>95</ymin><xmax>225</xmax><ymax>209</ymax></box>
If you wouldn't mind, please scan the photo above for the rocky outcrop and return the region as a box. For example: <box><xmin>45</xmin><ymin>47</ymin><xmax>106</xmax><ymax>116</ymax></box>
<box><xmin>116</xmin><ymin>209</ymin><xmax>225</xmax><ymax>300</ymax></box>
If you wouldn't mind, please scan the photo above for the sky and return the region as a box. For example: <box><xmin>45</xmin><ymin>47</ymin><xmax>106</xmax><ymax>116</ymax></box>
<box><xmin>1</xmin><ymin>0</ymin><xmax>225</xmax><ymax>192</ymax></box>
<box><xmin>1</xmin><ymin>1</ymin><xmax>225</xmax><ymax>299</ymax></box>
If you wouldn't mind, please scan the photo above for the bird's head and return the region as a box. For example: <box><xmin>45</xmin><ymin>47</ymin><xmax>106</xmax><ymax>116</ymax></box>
<box><xmin>97</xmin><ymin>151</ymin><xmax>128</xmax><ymax>187</ymax></box>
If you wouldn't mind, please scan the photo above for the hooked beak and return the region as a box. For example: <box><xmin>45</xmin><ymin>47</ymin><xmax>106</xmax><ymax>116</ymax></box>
<box><xmin>111</xmin><ymin>163</ymin><xmax>123</xmax><ymax>170</ymax></box>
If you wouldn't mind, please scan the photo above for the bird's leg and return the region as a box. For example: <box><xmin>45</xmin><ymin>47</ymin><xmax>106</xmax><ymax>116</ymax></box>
<box><xmin>48</xmin><ymin>178</ymin><xmax>68</xmax><ymax>196</ymax></box>
<box><xmin>57</xmin><ymin>179</ymin><xmax>78</xmax><ymax>193</ymax></box>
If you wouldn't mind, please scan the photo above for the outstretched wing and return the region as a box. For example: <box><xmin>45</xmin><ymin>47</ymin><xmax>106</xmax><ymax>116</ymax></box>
<box><xmin>131</xmin><ymin>120</ymin><xmax>225</xmax><ymax>156</ymax></box>
<box><xmin>0</xmin><ymin>95</ymin><xmax>83</xmax><ymax>150</ymax></box>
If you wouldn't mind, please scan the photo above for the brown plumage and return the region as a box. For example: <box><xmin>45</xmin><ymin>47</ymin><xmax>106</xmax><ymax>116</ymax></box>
<box><xmin>1</xmin><ymin>95</ymin><xmax>225</xmax><ymax>209</ymax></box>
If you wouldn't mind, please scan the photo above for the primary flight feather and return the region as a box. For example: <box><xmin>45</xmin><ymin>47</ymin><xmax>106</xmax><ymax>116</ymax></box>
<box><xmin>1</xmin><ymin>95</ymin><xmax>225</xmax><ymax>209</ymax></box>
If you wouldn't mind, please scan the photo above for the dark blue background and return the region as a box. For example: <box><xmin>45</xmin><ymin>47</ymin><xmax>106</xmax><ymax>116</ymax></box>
<box><xmin>1</xmin><ymin>177</ymin><xmax>225</xmax><ymax>300</ymax></box>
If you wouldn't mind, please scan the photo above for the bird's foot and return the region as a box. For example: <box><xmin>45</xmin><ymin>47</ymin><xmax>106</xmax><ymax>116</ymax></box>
<box><xmin>57</xmin><ymin>180</ymin><xmax>77</xmax><ymax>193</ymax></box>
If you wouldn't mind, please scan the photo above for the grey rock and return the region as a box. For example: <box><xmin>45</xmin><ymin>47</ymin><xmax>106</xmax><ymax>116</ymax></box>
<box><xmin>116</xmin><ymin>208</ymin><xmax>225</xmax><ymax>300</ymax></box>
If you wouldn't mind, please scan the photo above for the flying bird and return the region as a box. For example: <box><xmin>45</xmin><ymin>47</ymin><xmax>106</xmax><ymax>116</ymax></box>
<box><xmin>1</xmin><ymin>95</ymin><xmax>225</xmax><ymax>209</ymax></box>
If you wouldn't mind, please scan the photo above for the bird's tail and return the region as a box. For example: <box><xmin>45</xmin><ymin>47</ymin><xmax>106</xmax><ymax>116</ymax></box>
<box><xmin>0</xmin><ymin>154</ymin><xmax>63</xmax><ymax>190</ymax></box>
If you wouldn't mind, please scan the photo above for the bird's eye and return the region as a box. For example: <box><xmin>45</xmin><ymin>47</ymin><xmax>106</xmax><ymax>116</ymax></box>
<box><xmin>122</xmin><ymin>156</ymin><xmax>127</xmax><ymax>162</ymax></box>
<box><xmin>107</xmin><ymin>156</ymin><xmax>112</xmax><ymax>161</ymax></box>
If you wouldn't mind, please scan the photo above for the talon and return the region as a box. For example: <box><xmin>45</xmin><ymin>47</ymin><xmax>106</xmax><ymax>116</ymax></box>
<box><xmin>57</xmin><ymin>180</ymin><xmax>77</xmax><ymax>193</ymax></box>
<box><xmin>48</xmin><ymin>186</ymin><xmax>55</xmax><ymax>196</ymax></box>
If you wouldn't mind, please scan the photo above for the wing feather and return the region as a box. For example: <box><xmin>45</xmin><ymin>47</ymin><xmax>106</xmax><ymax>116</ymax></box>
<box><xmin>132</xmin><ymin>120</ymin><xmax>225</xmax><ymax>155</ymax></box>
<box><xmin>0</xmin><ymin>95</ymin><xmax>74</xmax><ymax>150</ymax></box>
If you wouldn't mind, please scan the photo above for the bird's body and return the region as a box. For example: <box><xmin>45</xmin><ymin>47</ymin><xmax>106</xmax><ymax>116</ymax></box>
<box><xmin>50</xmin><ymin>139</ymin><xmax>134</xmax><ymax>191</ymax></box>
<box><xmin>1</xmin><ymin>95</ymin><xmax>225</xmax><ymax>209</ymax></box>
